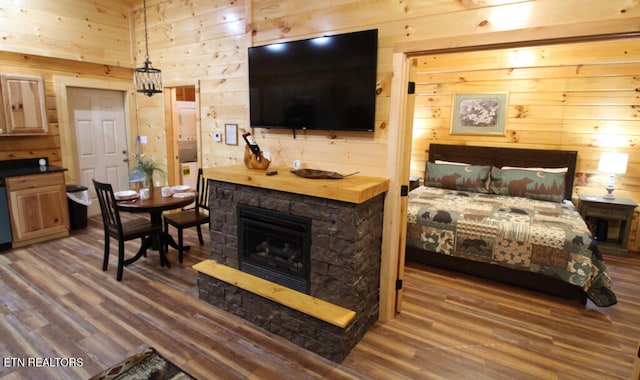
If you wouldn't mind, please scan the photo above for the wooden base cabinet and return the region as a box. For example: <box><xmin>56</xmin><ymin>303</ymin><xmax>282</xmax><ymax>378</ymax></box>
<box><xmin>6</xmin><ymin>172</ymin><xmax>69</xmax><ymax>248</ymax></box>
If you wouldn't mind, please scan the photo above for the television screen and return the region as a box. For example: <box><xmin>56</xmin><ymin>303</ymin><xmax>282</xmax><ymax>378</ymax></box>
<box><xmin>248</xmin><ymin>29</ymin><xmax>378</xmax><ymax>132</ymax></box>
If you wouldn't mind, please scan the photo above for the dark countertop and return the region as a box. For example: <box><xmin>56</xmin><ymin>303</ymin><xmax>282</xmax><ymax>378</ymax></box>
<box><xmin>0</xmin><ymin>165</ymin><xmax>67</xmax><ymax>179</ymax></box>
<box><xmin>0</xmin><ymin>158</ymin><xmax>67</xmax><ymax>183</ymax></box>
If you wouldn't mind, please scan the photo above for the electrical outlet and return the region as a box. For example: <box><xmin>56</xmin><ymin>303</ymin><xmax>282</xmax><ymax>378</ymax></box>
<box><xmin>139</xmin><ymin>135</ymin><xmax>148</xmax><ymax>144</ymax></box>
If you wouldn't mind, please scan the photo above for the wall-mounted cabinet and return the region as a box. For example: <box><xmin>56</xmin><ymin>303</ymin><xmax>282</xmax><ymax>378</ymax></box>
<box><xmin>0</xmin><ymin>74</ymin><xmax>48</xmax><ymax>135</ymax></box>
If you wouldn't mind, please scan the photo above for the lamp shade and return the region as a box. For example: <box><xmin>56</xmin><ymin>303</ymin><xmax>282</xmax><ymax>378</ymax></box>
<box><xmin>597</xmin><ymin>152</ymin><xmax>628</xmax><ymax>174</ymax></box>
<box><xmin>134</xmin><ymin>59</ymin><xmax>162</xmax><ymax>97</ymax></box>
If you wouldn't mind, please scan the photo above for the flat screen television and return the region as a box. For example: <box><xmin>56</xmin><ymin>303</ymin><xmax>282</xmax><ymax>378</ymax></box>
<box><xmin>248</xmin><ymin>29</ymin><xmax>378</xmax><ymax>132</ymax></box>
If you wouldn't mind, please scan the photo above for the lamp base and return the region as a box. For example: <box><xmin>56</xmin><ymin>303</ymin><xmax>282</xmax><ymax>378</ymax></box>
<box><xmin>603</xmin><ymin>184</ymin><xmax>615</xmax><ymax>200</ymax></box>
<box><xmin>602</xmin><ymin>174</ymin><xmax>617</xmax><ymax>200</ymax></box>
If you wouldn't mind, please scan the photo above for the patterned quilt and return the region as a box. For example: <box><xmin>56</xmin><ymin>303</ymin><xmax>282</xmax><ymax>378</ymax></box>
<box><xmin>406</xmin><ymin>186</ymin><xmax>616</xmax><ymax>306</ymax></box>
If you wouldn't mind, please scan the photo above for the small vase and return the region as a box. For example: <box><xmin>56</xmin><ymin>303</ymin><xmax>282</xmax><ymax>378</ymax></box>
<box><xmin>144</xmin><ymin>173</ymin><xmax>154</xmax><ymax>191</ymax></box>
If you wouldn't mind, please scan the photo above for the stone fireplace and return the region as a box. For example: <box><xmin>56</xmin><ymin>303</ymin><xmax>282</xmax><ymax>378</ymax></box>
<box><xmin>195</xmin><ymin>166</ymin><xmax>388</xmax><ymax>362</ymax></box>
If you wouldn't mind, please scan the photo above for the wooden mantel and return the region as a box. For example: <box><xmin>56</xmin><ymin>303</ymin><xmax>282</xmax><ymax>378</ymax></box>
<box><xmin>203</xmin><ymin>165</ymin><xmax>389</xmax><ymax>204</ymax></box>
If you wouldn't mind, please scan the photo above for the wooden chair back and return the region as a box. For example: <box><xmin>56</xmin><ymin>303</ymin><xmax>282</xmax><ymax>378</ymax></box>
<box><xmin>92</xmin><ymin>179</ymin><xmax>123</xmax><ymax>236</ymax></box>
<box><xmin>195</xmin><ymin>168</ymin><xmax>209</xmax><ymax>214</ymax></box>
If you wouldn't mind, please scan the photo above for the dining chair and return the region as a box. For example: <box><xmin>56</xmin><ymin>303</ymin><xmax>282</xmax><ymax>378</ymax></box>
<box><xmin>92</xmin><ymin>179</ymin><xmax>164</xmax><ymax>281</ymax></box>
<box><xmin>163</xmin><ymin>168</ymin><xmax>210</xmax><ymax>263</ymax></box>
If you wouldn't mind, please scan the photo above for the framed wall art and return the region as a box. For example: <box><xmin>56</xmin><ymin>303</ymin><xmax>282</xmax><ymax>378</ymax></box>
<box><xmin>225</xmin><ymin>123</ymin><xmax>238</xmax><ymax>145</ymax></box>
<box><xmin>450</xmin><ymin>93</ymin><xmax>508</xmax><ymax>136</ymax></box>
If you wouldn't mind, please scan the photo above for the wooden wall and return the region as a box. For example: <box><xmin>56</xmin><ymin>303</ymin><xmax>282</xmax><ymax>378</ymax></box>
<box><xmin>0</xmin><ymin>1</ymin><xmax>133</xmax><ymax>68</ymax></box>
<box><xmin>1</xmin><ymin>0</ymin><xmax>638</xmax><ymax>178</ymax></box>
<box><xmin>132</xmin><ymin>0</ymin><xmax>640</xmax><ymax>177</ymax></box>
<box><xmin>3</xmin><ymin>0</ymin><xmax>636</xmax><ymax>179</ymax></box>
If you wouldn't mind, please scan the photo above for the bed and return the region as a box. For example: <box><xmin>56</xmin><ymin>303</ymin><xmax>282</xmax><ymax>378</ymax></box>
<box><xmin>405</xmin><ymin>144</ymin><xmax>617</xmax><ymax>307</ymax></box>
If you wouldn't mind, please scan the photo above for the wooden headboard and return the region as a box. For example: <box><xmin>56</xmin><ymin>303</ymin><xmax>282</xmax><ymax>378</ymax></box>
<box><xmin>427</xmin><ymin>144</ymin><xmax>578</xmax><ymax>200</ymax></box>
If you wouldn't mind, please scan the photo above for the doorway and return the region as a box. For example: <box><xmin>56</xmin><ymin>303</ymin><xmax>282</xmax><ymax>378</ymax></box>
<box><xmin>387</xmin><ymin>32</ymin><xmax>640</xmax><ymax>320</ymax></box>
<box><xmin>55</xmin><ymin>76</ymin><xmax>137</xmax><ymax>219</ymax></box>
<box><xmin>165</xmin><ymin>86</ymin><xmax>199</xmax><ymax>189</ymax></box>
<box><xmin>67</xmin><ymin>87</ymin><xmax>129</xmax><ymax>216</ymax></box>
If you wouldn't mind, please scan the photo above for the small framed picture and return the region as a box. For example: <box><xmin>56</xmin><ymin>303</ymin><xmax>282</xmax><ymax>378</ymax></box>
<box><xmin>451</xmin><ymin>93</ymin><xmax>508</xmax><ymax>136</ymax></box>
<box><xmin>225</xmin><ymin>123</ymin><xmax>238</xmax><ymax>145</ymax></box>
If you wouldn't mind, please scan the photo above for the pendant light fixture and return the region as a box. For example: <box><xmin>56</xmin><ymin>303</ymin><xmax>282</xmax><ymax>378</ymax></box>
<box><xmin>134</xmin><ymin>0</ymin><xmax>162</xmax><ymax>96</ymax></box>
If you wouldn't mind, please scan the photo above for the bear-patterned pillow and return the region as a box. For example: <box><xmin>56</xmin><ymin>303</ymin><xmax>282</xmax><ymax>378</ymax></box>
<box><xmin>489</xmin><ymin>167</ymin><xmax>566</xmax><ymax>202</ymax></box>
<box><xmin>424</xmin><ymin>162</ymin><xmax>491</xmax><ymax>193</ymax></box>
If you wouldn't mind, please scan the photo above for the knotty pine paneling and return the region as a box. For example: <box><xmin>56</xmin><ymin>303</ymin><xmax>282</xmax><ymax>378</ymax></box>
<box><xmin>412</xmin><ymin>38</ymin><xmax>640</xmax><ymax>207</ymax></box>
<box><xmin>1</xmin><ymin>0</ymin><xmax>638</xmax><ymax>176</ymax></box>
<box><xmin>128</xmin><ymin>0</ymin><xmax>640</xmax><ymax>179</ymax></box>
<box><xmin>0</xmin><ymin>51</ymin><xmax>133</xmax><ymax>167</ymax></box>
<box><xmin>415</xmin><ymin>39</ymin><xmax>640</xmax><ymax>72</ymax></box>
<box><xmin>0</xmin><ymin>0</ymin><xmax>133</xmax><ymax>67</ymax></box>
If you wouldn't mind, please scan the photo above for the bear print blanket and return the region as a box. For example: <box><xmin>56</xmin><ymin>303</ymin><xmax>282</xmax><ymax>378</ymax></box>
<box><xmin>406</xmin><ymin>186</ymin><xmax>616</xmax><ymax>306</ymax></box>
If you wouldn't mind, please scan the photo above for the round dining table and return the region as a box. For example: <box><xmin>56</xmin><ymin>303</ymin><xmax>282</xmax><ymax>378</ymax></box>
<box><xmin>117</xmin><ymin>188</ymin><xmax>195</xmax><ymax>267</ymax></box>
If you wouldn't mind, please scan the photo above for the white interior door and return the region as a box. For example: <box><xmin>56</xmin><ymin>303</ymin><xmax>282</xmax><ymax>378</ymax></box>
<box><xmin>68</xmin><ymin>87</ymin><xmax>129</xmax><ymax>216</ymax></box>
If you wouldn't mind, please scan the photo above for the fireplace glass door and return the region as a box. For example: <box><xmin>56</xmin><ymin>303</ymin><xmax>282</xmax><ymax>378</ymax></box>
<box><xmin>237</xmin><ymin>204</ymin><xmax>311</xmax><ymax>293</ymax></box>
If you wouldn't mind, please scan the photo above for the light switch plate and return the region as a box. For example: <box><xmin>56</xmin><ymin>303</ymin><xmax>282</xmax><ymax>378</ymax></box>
<box><xmin>139</xmin><ymin>135</ymin><xmax>148</xmax><ymax>144</ymax></box>
<box><xmin>214</xmin><ymin>132</ymin><xmax>222</xmax><ymax>142</ymax></box>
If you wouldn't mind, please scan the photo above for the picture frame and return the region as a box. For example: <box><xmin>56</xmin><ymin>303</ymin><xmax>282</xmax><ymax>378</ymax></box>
<box><xmin>225</xmin><ymin>123</ymin><xmax>238</xmax><ymax>145</ymax></box>
<box><xmin>450</xmin><ymin>93</ymin><xmax>508</xmax><ymax>136</ymax></box>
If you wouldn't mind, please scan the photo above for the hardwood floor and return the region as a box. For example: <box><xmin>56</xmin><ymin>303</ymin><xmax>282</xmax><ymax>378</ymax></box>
<box><xmin>1</xmin><ymin>215</ymin><xmax>639</xmax><ymax>379</ymax></box>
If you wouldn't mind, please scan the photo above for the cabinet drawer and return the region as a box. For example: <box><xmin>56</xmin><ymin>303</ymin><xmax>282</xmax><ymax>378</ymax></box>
<box><xmin>6</xmin><ymin>172</ymin><xmax>64</xmax><ymax>191</ymax></box>
<box><xmin>582</xmin><ymin>205</ymin><xmax>629</xmax><ymax>220</ymax></box>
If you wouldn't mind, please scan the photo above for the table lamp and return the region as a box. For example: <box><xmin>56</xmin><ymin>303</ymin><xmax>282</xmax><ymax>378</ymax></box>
<box><xmin>597</xmin><ymin>151</ymin><xmax>628</xmax><ymax>200</ymax></box>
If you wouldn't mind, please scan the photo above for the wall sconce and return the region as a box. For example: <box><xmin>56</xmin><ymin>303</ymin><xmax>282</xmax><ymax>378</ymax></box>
<box><xmin>597</xmin><ymin>151</ymin><xmax>628</xmax><ymax>200</ymax></box>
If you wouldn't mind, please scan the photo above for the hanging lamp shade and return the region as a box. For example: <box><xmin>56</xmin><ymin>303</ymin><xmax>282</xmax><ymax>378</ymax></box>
<box><xmin>134</xmin><ymin>0</ymin><xmax>162</xmax><ymax>97</ymax></box>
<box><xmin>134</xmin><ymin>59</ymin><xmax>162</xmax><ymax>96</ymax></box>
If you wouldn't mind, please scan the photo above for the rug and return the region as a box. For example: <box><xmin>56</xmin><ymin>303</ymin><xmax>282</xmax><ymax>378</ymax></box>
<box><xmin>90</xmin><ymin>347</ymin><xmax>195</xmax><ymax>380</ymax></box>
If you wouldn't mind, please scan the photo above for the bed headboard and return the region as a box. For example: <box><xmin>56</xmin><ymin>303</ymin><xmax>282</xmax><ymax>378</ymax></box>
<box><xmin>427</xmin><ymin>144</ymin><xmax>578</xmax><ymax>200</ymax></box>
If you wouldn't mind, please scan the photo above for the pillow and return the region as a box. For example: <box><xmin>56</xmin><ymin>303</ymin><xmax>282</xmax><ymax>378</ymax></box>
<box><xmin>425</xmin><ymin>162</ymin><xmax>491</xmax><ymax>193</ymax></box>
<box><xmin>435</xmin><ymin>160</ymin><xmax>470</xmax><ymax>166</ymax></box>
<box><xmin>489</xmin><ymin>167</ymin><xmax>566</xmax><ymax>202</ymax></box>
<box><xmin>501</xmin><ymin>166</ymin><xmax>568</xmax><ymax>173</ymax></box>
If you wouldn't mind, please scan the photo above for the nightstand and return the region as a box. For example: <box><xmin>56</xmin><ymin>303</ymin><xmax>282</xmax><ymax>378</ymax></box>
<box><xmin>578</xmin><ymin>195</ymin><xmax>638</xmax><ymax>255</ymax></box>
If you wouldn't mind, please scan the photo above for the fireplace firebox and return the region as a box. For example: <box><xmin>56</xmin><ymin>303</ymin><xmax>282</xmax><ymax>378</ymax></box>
<box><xmin>237</xmin><ymin>204</ymin><xmax>311</xmax><ymax>293</ymax></box>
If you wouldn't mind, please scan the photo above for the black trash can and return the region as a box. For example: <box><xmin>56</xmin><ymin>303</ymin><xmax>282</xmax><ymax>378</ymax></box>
<box><xmin>66</xmin><ymin>185</ymin><xmax>90</xmax><ymax>230</ymax></box>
